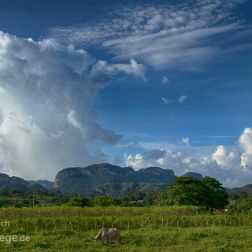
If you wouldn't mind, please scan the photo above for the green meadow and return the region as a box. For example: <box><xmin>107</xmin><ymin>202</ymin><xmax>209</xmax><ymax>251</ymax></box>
<box><xmin>0</xmin><ymin>206</ymin><xmax>251</xmax><ymax>252</ymax></box>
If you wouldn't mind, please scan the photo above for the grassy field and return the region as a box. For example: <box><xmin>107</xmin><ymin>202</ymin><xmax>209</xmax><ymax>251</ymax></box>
<box><xmin>0</xmin><ymin>206</ymin><xmax>251</xmax><ymax>251</ymax></box>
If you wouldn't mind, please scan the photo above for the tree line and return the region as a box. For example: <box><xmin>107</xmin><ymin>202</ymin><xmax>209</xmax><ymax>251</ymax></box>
<box><xmin>1</xmin><ymin>176</ymin><xmax>252</xmax><ymax>213</ymax></box>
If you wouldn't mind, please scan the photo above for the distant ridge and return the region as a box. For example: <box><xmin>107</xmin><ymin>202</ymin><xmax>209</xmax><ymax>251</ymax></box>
<box><xmin>27</xmin><ymin>180</ymin><xmax>54</xmax><ymax>189</ymax></box>
<box><xmin>230</xmin><ymin>184</ymin><xmax>252</xmax><ymax>195</ymax></box>
<box><xmin>1</xmin><ymin>163</ymin><xmax>251</xmax><ymax>197</ymax></box>
<box><xmin>182</xmin><ymin>172</ymin><xmax>203</xmax><ymax>180</ymax></box>
<box><xmin>54</xmin><ymin>163</ymin><xmax>177</xmax><ymax>196</ymax></box>
<box><xmin>0</xmin><ymin>173</ymin><xmax>28</xmax><ymax>188</ymax></box>
<box><xmin>0</xmin><ymin>173</ymin><xmax>53</xmax><ymax>191</ymax></box>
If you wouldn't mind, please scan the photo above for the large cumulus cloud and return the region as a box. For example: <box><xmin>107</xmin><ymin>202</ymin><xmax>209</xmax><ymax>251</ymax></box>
<box><xmin>124</xmin><ymin>129</ymin><xmax>252</xmax><ymax>187</ymax></box>
<box><xmin>0</xmin><ymin>31</ymin><xmax>146</xmax><ymax>179</ymax></box>
<box><xmin>239</xmin><ymin>128</ymin><xmax>252</xmax><ymax>169</ymax></box>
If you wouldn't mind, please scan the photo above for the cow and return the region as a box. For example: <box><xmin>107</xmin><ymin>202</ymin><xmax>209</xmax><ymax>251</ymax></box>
<box><xmin>93</xmin><ymin>228</ymin><xmax>121</xmax><ymax>243</ymax></box>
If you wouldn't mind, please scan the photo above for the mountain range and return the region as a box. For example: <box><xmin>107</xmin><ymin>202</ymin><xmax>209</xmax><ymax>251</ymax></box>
<box><xmin>0</xmin><ymin>163</ymin><xmax>251</xmax><ymax>196</ymax></box>
<box><xmin>54</xmin><ymin>163</ymin><xmax>177</xmax><ymax>196</ymax></box>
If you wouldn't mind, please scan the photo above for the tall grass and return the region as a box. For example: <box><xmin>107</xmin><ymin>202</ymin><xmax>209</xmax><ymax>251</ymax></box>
<box><xmin>0</xmin><ymin>206</ymin><xmax>251</xmax><ymax>251</ymax></box>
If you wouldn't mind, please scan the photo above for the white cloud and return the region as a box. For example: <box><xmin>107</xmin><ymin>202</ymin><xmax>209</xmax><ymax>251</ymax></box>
<box><xmin>90</xmin><ymin>58</ymin><xmax>147</xmax><ymax>81</ymax></box>
<box><xmin>161</xmin><ymin>76</ymin><xmax>170</xmax><ymax>84</ymax></box>
<box><xmin>0</xmin><ymin>31</ymin><xmax>145</xmax><ymax>180</ymax></box>
<box><xmin>182</xmin><ymin>137</ymin><xmax>190</xmax><ymax>145</ymax></box>
<box><xmin>126</xmin><ymin>153</ymin><xmax>144</xmax><ymax>170</ymax></box>
<box><xmin>123</xmin><ymin>128</ymin><xmax>252</xmax><ymax>187</ymax></box>
<box><xmin>50</xmin><ymin>0</ymin><xmax>248</xmax><ymax>70</ymax></box>
<box><xmin>178</xmin><ymin>95</ymin><xmax>187</xmax><ymax>103</ymax></box>
<box><xmin>182</xmin><ymin>156</ymin><xmax>192</xmax><ymax>165</ymax></box>
<box><xmin>125</xmin><ymin>149</ymin><xmax>167</xmax><ymax>170</ymax></box>
<box><xmin>212</xmin><ymin>145</ymin><xmax>239</xmax><ymax>169</ymax></box>
<box><xmin>239</xmin><ymin>128</ymin><xmax>252</xmax><ymax>169</ymax></box>
<box><xmin>161</xmin><ymin>95</ymin><xmax>187</xmax><ymax>105</ymax></box>
<box><xmin>67</xmin><ymin>110</ymin><xmax>82</xmax><ymax>130</ymax></box>
<box><xmin>239</xmin><ymin>128</ymin><xmax>252</xmax><ymax>153</ymax></box>
<box><xmin>161</xmin><ymin>97</ymin><xmax>173</xmax><ymax>105</ymax></box>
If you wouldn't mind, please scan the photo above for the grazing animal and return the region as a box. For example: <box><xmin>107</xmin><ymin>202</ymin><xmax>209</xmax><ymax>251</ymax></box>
<box><xmin>94</xmin><ymin>228</ymin><xmax>121</xmax><ymax>242</ymax></box>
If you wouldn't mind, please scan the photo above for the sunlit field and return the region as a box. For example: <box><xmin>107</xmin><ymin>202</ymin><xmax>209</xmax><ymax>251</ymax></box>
<box><xmin>0</xmin><ymin>206</ymin><xmax>251</xmax><ymax>252</ymax></box>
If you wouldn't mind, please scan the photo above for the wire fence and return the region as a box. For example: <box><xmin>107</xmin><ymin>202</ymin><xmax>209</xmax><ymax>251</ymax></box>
<box><xmin>0</xmin><ymin>215</ymin><xmax>252</xmax><ymax>233</ymax></box>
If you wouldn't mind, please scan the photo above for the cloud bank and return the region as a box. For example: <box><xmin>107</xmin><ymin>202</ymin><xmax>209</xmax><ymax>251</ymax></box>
<box><xmin>51</xmin><ymin>0</ymin><xmax>248</xmax><ymax>70</ymax></box>
<box><xmin>124</xmin><ymin>128</ymin><xmax>252</xmax><ymax>187</ymax></box>
<box><xmin>0</xmin><ymin>31</ymin><xmax>145</xmax><ymax>179</ymax></box>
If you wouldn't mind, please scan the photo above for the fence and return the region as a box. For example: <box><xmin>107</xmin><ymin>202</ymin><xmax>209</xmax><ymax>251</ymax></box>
<box><xmin>0</xmin><ymin>214</ymin><xmax>252</xmax><ymax>233</ymax></box>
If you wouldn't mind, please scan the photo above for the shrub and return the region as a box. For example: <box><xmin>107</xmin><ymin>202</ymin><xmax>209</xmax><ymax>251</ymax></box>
<box><xmin>67</xmin><ymin>196</ymin><xmax>93</xmax><ymax>207</ymax></box>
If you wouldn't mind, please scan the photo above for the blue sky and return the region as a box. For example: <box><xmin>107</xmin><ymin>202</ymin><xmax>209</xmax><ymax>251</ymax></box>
<box><xmin>0</xmin><ymin>0</ymin><xmax>252</xmax><ymax>186</ymax></box>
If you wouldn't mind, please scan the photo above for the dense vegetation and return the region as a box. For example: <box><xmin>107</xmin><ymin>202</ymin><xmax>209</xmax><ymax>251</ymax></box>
<box><xmin>1</xmin><ymin>176</ymin><xmax>252</xmax><ymax>215</ymax></box>
<box><xmin>160</xmin><ymin>177</ymin><xmax>229</xmax><ymax>209</ymax></box>
<box><xmin>0</xmin><ymin>176</ymin><xmax>251</xmax><ymax>251</ymax></box>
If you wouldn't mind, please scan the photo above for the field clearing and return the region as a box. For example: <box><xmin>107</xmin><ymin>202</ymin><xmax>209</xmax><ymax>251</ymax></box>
<box><xmin>0</xmin><ymin>206</ymin><xmax>251</xmax><ymax>251</ymax></box>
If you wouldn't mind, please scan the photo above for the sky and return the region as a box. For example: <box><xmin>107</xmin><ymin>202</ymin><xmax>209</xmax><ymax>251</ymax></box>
<box><xmin>0</xmin><ymin>0</ymin><xmax>252</xmax><ymax>187</ymax></box>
